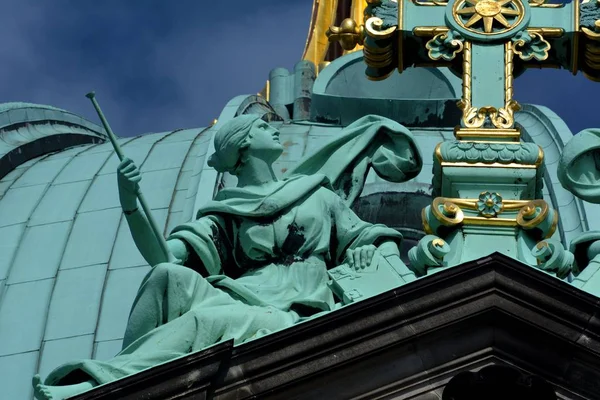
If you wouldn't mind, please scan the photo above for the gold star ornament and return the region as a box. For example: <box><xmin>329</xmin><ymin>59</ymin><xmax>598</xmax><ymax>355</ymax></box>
<box><xmin>453</xmin><ymin>0</ymin><xmax>524</xmax><ymax>34</ymax></box>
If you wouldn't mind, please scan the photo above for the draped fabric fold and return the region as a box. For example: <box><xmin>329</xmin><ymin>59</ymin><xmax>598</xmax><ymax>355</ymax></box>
<box><xmin>285</xmin><ymin>115</ymin><xmax>422</xmax><ymax>206</ymax></box>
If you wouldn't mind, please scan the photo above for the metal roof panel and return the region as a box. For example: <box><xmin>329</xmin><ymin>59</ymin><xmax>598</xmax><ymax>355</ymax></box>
<box><xmin>44</xmin><ymin>264</ymin><xmax>107</xmax><ymax>340</ymax></box>
<box><xmin>0</xmin><ymin>279</ymin><xmax>54</xmax><ymax>355</ymax></box>
<box><xmin>7</xmin><ymin>221</ymin><xmax>71</xmax><ymax>284</ymax></box>
<box><xmin>60</xmin><ymin>208</ymin><xmax>121</xmax><ymax>270</ymax></box>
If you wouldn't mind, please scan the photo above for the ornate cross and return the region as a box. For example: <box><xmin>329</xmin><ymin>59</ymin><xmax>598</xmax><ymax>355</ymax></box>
<box><xmin>327</xmin><ymin>0</ymin><xmax>599</xmax><ymax>264</ymax></box>
<box><xmin>340</xmin><ymin>0</ymin><xmax>599</xmax><ymax>141</ymax></box>
<box><xmin>405</xmin><ymin>0</ymin><xmax>579</xmax><ymax>139</ymax></box>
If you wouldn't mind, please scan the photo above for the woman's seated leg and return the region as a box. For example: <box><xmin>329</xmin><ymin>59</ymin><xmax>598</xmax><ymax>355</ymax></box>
<box><xmin>190</xmin><ymin>303</ymin><xmax>300</xmax><ymax>348</ymax></box>
<box><xmin>35</xmin><ymin>298</ymin><xmax>299</xmax><ymax>400</ymax></box>
<box><xmin>123</xmin><ymin>263</ymin><xmax>227</xmax><ymax>348</ymax></box>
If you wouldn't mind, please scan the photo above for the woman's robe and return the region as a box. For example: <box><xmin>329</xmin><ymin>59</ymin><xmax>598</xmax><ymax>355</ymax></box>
<box><xmin>44</xmin><ymin>174</ymin><xmax>404</xmax><ymax>386</ymax></box>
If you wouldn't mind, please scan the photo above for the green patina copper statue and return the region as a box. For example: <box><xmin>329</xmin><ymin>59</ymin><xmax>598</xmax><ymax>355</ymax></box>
<box><xmin>32</xmin><ymin>113</ymin><xmax>422</xmax><ymax>400</ymax></box>
<box><xmin>558</xmin><ymin>128</ymin><xmax>600</xmax><ymax>291</ymax></box>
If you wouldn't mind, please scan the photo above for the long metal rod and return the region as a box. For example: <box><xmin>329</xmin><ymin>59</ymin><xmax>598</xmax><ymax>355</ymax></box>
<box><xmin>86</xmin><ymin>92</ymin><xmax>175</xmax><ymax>263</ymax></box>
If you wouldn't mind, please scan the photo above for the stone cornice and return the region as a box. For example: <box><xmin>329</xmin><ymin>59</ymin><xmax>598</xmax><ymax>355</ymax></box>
<box><xmin>74</xmin><ymin>253</ymin><xmax>600</xmax><ymax>400</ymax></box>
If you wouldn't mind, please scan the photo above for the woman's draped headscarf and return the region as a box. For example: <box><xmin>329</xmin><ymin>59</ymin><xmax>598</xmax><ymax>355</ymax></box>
<box><xmin>208</xmin><ymin>114</ymin><xmax>262</xmax><ymax>174</ymax></box>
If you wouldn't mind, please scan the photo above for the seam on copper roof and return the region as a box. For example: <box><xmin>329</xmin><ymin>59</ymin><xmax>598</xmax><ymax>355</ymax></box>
<box><xmin>164</xmin><ymin>126</ymin><xmax>212</xmax><ymax>234</ymax></box>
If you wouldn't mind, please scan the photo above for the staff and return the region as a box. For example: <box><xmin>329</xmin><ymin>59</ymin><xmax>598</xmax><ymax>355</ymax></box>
<box><xmin>86</xmin><ymin>92</ymin><xmax>175</xmax><ymax>263</ymax></box>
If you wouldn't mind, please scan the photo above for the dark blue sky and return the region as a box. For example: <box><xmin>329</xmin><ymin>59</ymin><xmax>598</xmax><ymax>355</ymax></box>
<box><xmin>0</xmin><ymin>0</ymin><xmax>596</xmax><ymax>136</ymax></box>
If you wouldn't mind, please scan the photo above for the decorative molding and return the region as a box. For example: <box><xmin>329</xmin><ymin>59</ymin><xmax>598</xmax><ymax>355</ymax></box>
<box><xmin>435</xmin><ymin>140</ymin><xmax>543</xmax><ymax>166</ymax></box>
<box><xmin>457</xmin><ymin>41</ymin><xmax>486</xmax><ymax>128</ymax></box>
<box><xmin>425</xmin><ymin>31</ymin><xmax>465</xmax><ymax>61</ymax></box>
<box><xmin>72</xmin><ymin>254</ymin><xmax>600</xmax><ymax>400</ymax></box>
<box><xmin>454</xmin><ymin>127</ymin><xmax>521</xmax><ymax>141</ymax></box>
<box><xmin>493</xmin><ymin>41</ymin><xmax>520</xmax><ymax>129</ymax></box>
<box><xmin>424</xmin><ymin>196</ymin><xmax>557</xmax><ymax>235</ymax></box>
<box><xmin>476</xmin><ymin>191</ymin><xmax>504</xmax><ymax>217</ymax></box>
<box><xmin>413</xmin><ymin>26</ymin><xmax>450</xmax><ymax>37</ymax></box>
<box><xmin>512</xmin><ymin>31</ymin><xmax>551</xmax><ymax>61</ymax></box>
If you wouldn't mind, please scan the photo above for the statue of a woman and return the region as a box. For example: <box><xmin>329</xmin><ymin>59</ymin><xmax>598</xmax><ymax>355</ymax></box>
<box><xmin>558</xmin><ymin>128</ymin><xmax>600</xmax><ymax>292</ymax></box>
<box><xmin>33</xmin><ymin>114</ymin><xmax>422</xmax><ymax>400</ymax></box>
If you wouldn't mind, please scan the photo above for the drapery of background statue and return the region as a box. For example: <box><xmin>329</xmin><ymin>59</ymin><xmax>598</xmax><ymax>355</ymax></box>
<box><xmin>557</xmin><ymin>128</ymin><xmax>600</xmax><ymax>292</ymax></box>
<box><xmin>285</xmin><ymin>113</ymin><xmax>423</xmax><ymax>206</ymax></box>
<box><xmin>33</xmin><ymin>114</ymin><xmax>423</xmax><ymax>399</ymax></box>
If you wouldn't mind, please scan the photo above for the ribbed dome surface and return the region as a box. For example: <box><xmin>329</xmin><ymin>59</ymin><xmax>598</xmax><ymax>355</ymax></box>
<box><xmin>0</xmin><ymin>124</ymin><xmax>213</xmax><ymax>399</ymax></box>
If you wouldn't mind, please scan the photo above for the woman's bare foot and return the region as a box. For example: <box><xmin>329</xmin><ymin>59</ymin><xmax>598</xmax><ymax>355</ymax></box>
<box><xmin>33</xmin><ymin>374</ymin><xmax>96</xmax><ymax>400</ymax></box>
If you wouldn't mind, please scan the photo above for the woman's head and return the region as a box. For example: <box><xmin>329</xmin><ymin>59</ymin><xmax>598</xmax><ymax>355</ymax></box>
<box><xmin>208</xmin><ymin>115</ymin><xmax>283</xmax><ymax>174</ymax></box>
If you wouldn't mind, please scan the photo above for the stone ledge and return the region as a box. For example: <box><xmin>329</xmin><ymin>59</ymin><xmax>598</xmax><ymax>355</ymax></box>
<box><xmin>74</xmin><ymin>253</ymin><xmax>600</xmax><ymax>399</ymax></box>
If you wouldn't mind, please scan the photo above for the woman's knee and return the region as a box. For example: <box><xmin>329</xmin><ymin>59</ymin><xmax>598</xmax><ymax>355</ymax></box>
<box><xmin>143</xmin><ymin>263</ymin><xmax>185</xmax><ymax>290</ymax></box>
<box><xmin>146</xmin><ymin>263</ymin><xmax>201</xmax><ymax>290</ymax></box>
<box><xmin>145</xmin><ymin>263</ymin><xmax>171</xmax><ymax>284</ymax></box>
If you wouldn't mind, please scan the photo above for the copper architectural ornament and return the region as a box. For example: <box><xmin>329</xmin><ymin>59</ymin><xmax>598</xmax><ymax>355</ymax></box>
<box><xmin>453</xmin><ymin>0</ymin><xmax>524</xmax><ymax>35</ymax></box>
<box><xmin>327</xmin><ymin>18</ymin><xmax>365</xmax><ymax>51</ymax></box>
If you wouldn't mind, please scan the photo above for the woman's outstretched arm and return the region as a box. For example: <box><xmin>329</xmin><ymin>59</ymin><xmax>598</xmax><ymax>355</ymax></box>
<box><xmin>117</xmin><ymin>158</ymin><xmax>188</xmax><ymax>266</ymax></box>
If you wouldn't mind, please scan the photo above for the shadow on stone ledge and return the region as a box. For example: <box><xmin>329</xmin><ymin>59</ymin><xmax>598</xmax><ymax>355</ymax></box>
<box><xmin>73</xmin><ymin>253</ymin><xmax>600</xmax><ymax>400</ymax></box>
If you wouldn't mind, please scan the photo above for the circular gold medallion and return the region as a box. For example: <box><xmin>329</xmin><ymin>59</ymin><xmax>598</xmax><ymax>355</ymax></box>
<box><xmin>452</xmin><ymin>0</ymin><xmax>525</xmax><ymax>35</ymax></box>
<box><xmin>475</xmin><ymin>1</ymin><xmax>501</xmax><ymax>17</ymax></box>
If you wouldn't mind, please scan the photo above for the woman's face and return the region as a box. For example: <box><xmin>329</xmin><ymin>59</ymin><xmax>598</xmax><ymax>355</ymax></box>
<box><xmin>246</xmin><ymin>119</ymin><xmax>284</xmax><ymax>161</ymax></box>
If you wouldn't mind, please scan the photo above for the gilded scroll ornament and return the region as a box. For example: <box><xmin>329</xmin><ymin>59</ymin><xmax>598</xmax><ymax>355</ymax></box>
<box><xmin>516</xmin><ymin>200</ymin><xmax>548</xmax><ymax>228</ymax></box>
<box><xmin>516</xmin><ymin>200</ymin><xmax>558</xmax><ymax>238</ymax></box>
<box><xmin>363</xmin><ymin>16</ymin><xmax>397</xmax><ymax>79</ymax></box>
<box><xmin>431</xmin><ymin>197</ymin><xmax>465</xmax><ymax>227</ymax></box>
<box><xmin>512</xmin><ymin>31</ymin><xmax>551</xmax><ymax>61</ymax></box>
<box><xmin>425</xmin><ymin>30</ymin><xmax>465</xmax><ymax>61</ymax></box>
<box><xmin>365</xmin><ymin>16</ymin><xmax>397</xmax><ymax>39</ymax></box>
<box><xmin>490</xmin><ymin>99</ymin><xmax>521</xmax><ymax>129</ymax></box>
<box><xmin>424</xmin><ymin>197</ymin><xmax>556</xmax><ymax>234</ymax></box>
<box><xmin>458</xmin><ymin>105</ymin><xmax>487</xmax><ymax>128</ymax></box>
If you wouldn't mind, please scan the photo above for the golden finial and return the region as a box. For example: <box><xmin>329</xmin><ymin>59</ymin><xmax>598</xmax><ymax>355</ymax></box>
<box><xmin>326</xmin><ymin>18</ymin><xmax>365</xmax><ymax>51</ymax></box>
